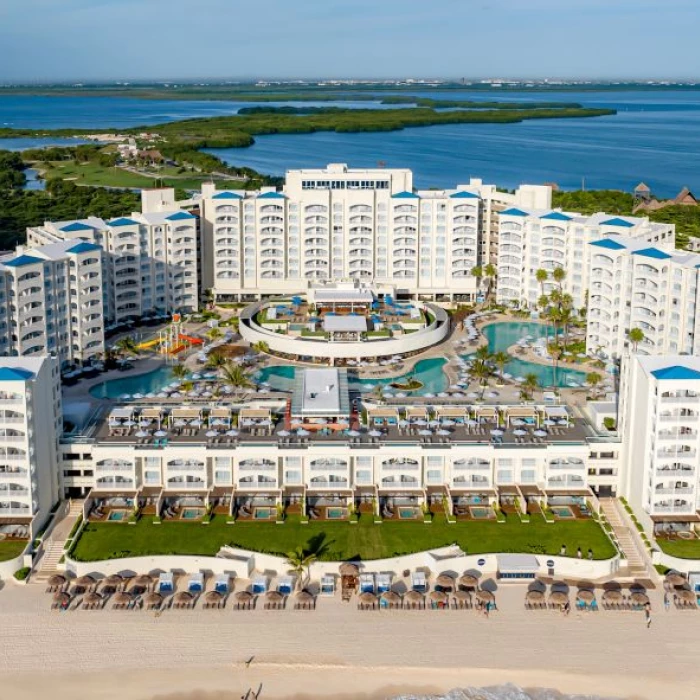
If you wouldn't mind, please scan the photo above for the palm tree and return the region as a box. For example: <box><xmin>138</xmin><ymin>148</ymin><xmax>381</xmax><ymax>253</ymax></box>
<box><xmin>285</xmin><ymin>546</ymin><xmax>317</xmax><ymax>590</ymax></box>
<box><xmin>206</xmin><ymin>327</ymin><xmax>223</xmax><ymax>342</ymax></box>
<box><xmin>521</xmin><ymin>373</ymin><xmax>539</xmax><ymax>401</ymax></box>
<box><xmin>483</xmin><ymin>263</ymin><xmax>496</xmax><ymax>299</ymax></box>
<box><xmin>468</xmin><ymin>358</ymin><xmax>493</xmax><ymax>399</ymax></box>
<box><xmin>474</xmin><ymin>344</ymin><xmax>492</xmax><ymax>362</ymax></box>
<box><xmin>535</xmin><ymin>268</ymin><xmax>548</xmax><ymax>297</ymax></box>
<box><xmin>252</xmin><ymin>340</ymin><xmax>269</xmax><ymax>355</ymax></box>
<box><xmin>492</xmin><ymin>351</ymin><xmax>509</xmax><ymax>384</ymax></box>
<box><xmin>628</xmin><ymin>327</ymin><xmax>645</xmax><ymax>352</ymax></box>
<box><xmin>219</xmin><ymin>361</ymin><xmax>252</xmax><ymax>389</ymax></box>
<box><xmin>115</xmin><ymin>336</ymin><xmax>139</xmax><ymax>356</ymax></box>
<box><xmin>206</xmin><ymin>350</ymin><xmax>227</xmax><ymax>370</ymax></box>
<box><xmin>586</xmin><ymin>372</ymin><xmax>603</xmax><ymax>396</ymax></box>
<box><xmin>470</xmin><ymin>266</ymin><xmax>483</xmax><ymax>295</ymax></box>
<box><xmin>552</xmin><ymin>266</ymin><xmax>566</xmax><ymax>290</ymax></box>
<box><xmin>171</xmin><ymin>364</ymin><xmax>188</xmax><ymax>380</ymax></box>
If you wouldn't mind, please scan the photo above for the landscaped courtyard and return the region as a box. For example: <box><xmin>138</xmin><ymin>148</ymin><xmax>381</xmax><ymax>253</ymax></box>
<box><xmin>655</xmin><ymin>537</ymin><xmax>700</xmax><ymax>559</ymax></box>
<box><xmin>0</xmin><ymin>539</ymin><xmax>29</xmax><ymax>562</ymax></box>
<box><xmin>70</xmin><ymin>514</ymin><xmax>616</xmax><ymax>563</ymax></box>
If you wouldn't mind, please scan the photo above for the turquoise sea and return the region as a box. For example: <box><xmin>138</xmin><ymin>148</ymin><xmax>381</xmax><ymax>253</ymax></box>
<box><xmin>2</xmin><ymin>89</ymin><xmax>700</xmax><ymax>195</ymax></box>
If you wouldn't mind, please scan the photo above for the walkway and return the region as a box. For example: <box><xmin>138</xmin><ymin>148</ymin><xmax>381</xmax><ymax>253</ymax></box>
<box><xmin>30</xmin><ymin>500</ymin><xmax>84</xmax><ymax>584</ymax></box>
<box><xmin>599</xmin><ymin>498</ymin><xmax>652</xmax><ymax>579</ymax></box>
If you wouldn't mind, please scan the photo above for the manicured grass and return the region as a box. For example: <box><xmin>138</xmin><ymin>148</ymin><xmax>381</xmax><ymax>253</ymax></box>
<box><xmin>0</xmin><ymin>539</ymin><xmax>28</xmax><ymax>562</ymax></box>
<box><xmin>70</xmin><ymin>514</ymin><xmax>616</xmax><ymax>563</ymax></box>
<box><xmin>655</xmin><ymin>538</ymin><xmax>700</xmax><ymax>559</ymax></box>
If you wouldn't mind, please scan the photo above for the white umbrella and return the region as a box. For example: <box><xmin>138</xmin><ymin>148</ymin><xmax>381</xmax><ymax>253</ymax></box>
<box><xmin>398</xmin><ymin>420</ymin><xmax>409</xmax><ymax>427</ymax></box>
<box><xmin>515</xmin><ymin>376</ymin><xmax>526</xmax><ymax>383</ymax></box>
<box><xmin>368</xmin><ymin>430</ymin><xmax>382</xmax><ymax>437</ymax></box>
<box><xmin>466</xmin><ymin>419</ymin><xmax>478</xmax><ymax>426</ymax></box>
<box><xmin>154</xmin><ymin>430</ymin><xmax>167</xmax><ymax>437</ymax></box>
<box><xmin>135</xmin><ymin>430</ymin><xmax>149</xmax><ymax>438</ymax></box>
<box><xmin>383</xmin><ymin>392</ymin><xmax>394</xmax><ymax>399</ymax></box>
<box><xmin>513</xmin><ymin>429</ymin><xmax>527</xmax><ymax>436</ymax></box>
<box><xmin>437</xmin><ymin>392</ymin><xmax>448</xmax><ymax>398</ymax></box>
<box><xmin>277</xmin><ymin>430</ymin><xmax>290</xmax><ymax>437</ymax></box>
<box><xmin>395</xmin><ymin>392</ymin><xmax>407</xmax><ymax>398</ymax></box>
<box><xmin>543</xmin><ymin>419</ymin><xmax>556</xmax><ymax>426</ymax></box>
<box><xmin>486</xmin><ymin>391</ymin><xmax>498</xmax><ymax>398</ymax></box>
<box><xmin>423</xmin><ymin>393</ymin><xmax>435</xmax><ymax>398</ymax></box>
<box><xmin>557</xmin><ymin>419</ymin><xmax>569</xmax><ymax>426</ymax></box>
<box><xmin>226</xmin><ymin>429</ymin><xmax>239</xmax><ymax>437</ymax></box>
<box><xmin>534</xmin><ymin>430</ymin><xmax>547</xmax><ymax>437</ymax></box>
<box><xmin>205</xmin><ymin>430</ymin><xmax>218</xmax><ymax>437</ymax></box>
<box><xmin>123</xmin><ymin>420</ymin><xmax>136</xmax><ymax>427</ymax></box>
<box><xmin>297</xmin><ymin>429</ymin><xmax>310</xmax><ymax>437</ymax></box>
<box><xmin>414</xmin><ymin>419</ymin><xmax>428</xmax><ymax>426</ymax></box>
<box><xmin>511</xmin><ymin>418</ymin><xmax>524</xmax><ymax>426</ymax></box>
<box><xmin>490</xmin><ymin>429</ymin><xmax>504</xmax><ymax>436</ymax></box>
<box><xmin>119</xmin><ymin>394</ymin><xmax>131</xmax><ymax>400</ymax></box>
<box><xmin>467</xmin><ymin>392</ymin><xmax>479</xmax><ymax>398</ymax></box>
<box><xmin>441</xmin><ymin>419</ymin><xmax>456</xmax><ymax>426</ymax></box>
<box><xmin>190</xmin><ymin>419</ymin><xmax>202</xmax><ymax>427</ymax></box>
<box><xmin>418</xmin><ymin>429</ymin><xmax>432</xmax><ymax>436</ymax></box>
<box><xmin>173</xmin><ymin>419</ymin><xmax>186</xmax><ymax>427</ymax></box>
<box><xmin>347</xmin><ymin>430</ymin><xmax>361</xmax><ymax>437</ymax></box>
<box><xmin>437</xmin><ymin>429</ymin><xmax>451</xmax><ymax>436</ymax></box>
<box><xmin>139</xmin><ymin>420</ymin><xmax>150</xmax><ymax>427</ymax></box>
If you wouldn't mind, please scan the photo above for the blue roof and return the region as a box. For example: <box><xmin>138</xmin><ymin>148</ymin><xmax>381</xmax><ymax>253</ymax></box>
<box><xmin>632</xmin><ymin>247</ymin><xmax>672</xmax><ymax>260</ymax></box>
<box><xmin>500</xmin><ymin>208</ymin><xmax>529</xmax><ymax>217</ymax></box>
<box><xmin>257</xmin><ymin>191</ymin><xmax>285</xmax><ymax>199</ymax></box>
<box><xmin>60</xmin><ymin>221</ymin><xmax>94</xmax><ymax>233</ymax></box>
<box><xmin>67</xmin><ymin>241</ymin><xmax>101</xmax><ymax>255</ymax></box>
<box><xmin>0</xmin><ymin>367</ymin><xmax>34</xmax><ymax>381</ymax></box>
<box><xmin>392</xmin><ymin>191</ymin><xmax>419</xmax><ymax>199</ymax></box>
<box><xmin>450</xmin><ymin>190</ymin><xmax>480</xmax><ymax>199</ymax></box>
<box><xmin>651</xmin><ymin>365</ymin><xmax>700</xmax><ymax>381</ymax></box>
<box><xmin>4</xmin><ymin>254</ymin><xmax>43</xmax><ymax>268</ymax></box>
<box><xmin>108</xmin><ymin>217</ymin><xmax>139</xmax><ymax>227</ymax></box>
<box><xmin>541</xmin><ymin>211</ymin><xmax>573</xmax><ymax>222</ymax></box>
<box><xmin>212</xmin><ymin>191</ymin><xmax>242</xmax><ymax>200</ymax></box>
<box><xmin>601</xmin><ymin>217</ymin><xmax>634</xmax><ymax>228</ymax></box>
<box><xmin>166</xmin><ymin>211</ymin><xmax>196</xmax><ymax>221</ymax></box>
<box><xmin>590</xmin><ymin>238</ymin><xmax>626</xmax><ymax>251</ymax></box>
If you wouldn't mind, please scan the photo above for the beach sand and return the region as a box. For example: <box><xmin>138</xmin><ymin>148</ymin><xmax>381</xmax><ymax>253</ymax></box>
<box><xmin>0</xmin><ymin>581</ymin><xmax>695</xmax><ymax>700</ymax></box>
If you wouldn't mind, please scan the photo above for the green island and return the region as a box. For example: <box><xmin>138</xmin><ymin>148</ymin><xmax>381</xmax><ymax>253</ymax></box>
<box><xmin>70</xmin><ymin>514</ymin><xmax>616</xmax><ymax>563</ymax></box>
<box><xmin>390</xmin><ymin>378</ymin><xmax>424</xmax><ymax>391</ymax></box>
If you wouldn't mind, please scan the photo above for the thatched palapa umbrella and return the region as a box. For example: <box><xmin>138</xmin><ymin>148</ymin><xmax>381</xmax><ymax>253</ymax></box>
<box><xmin>381</xmin><ymin>591</ymin><xmax>401</xmax><ymax>606</ymax></box>
<box><xmin>666</xmin><ymin>572</ymin><xmax>686</xmax><ymax>587</ymax></box>
<box><xmin>526</xmin><ymin>590</ymin><xmax>545</xmax><ymax>603</ymax></box>
<box><xmin>549</xmin><ymin>591</ymin><xmax>568</xmax><ymax>606</ymax></box>
<box><xmin>675</xmin><ymin>589</ymin><xmax>695</xmax><ymax>603</ymax></box>
<box><xmin>429</xmin><ymin>590</ymin><xmax>447</xmax><ymax>603</ymax></box>
<box><xmin>630</xmin><ymin>592</ymin><xmax>649</xmax><ymax>606</ymax></box>
<box><xmin>112</xmin><ymin>592</ymin><xmax>133</xmax><ymax>607</ymax></box>
<box><xmin>235</xmin><ymin>591</ymin><xmax>254</xmax><ymax>603</ymax></box>
<box><xmin>476</xmin><ymin>590</ymin><xmax>494</xmax><ymax>603</ymax></box>
<box><xmin>603</xmin><ymin>589</ymin><xmax>622</xmax><ymax>602</ymax></box>
<box><xmin>47</xmin><ymin>574</ymin><xmax>66</xmax><ymax>589</ymax></box>
<box><xmin>145</xmin><ymin>592</ymin><xmax>163</xmax><ymax>608</ymax></box>
<box><xmin>359</xmin><ymin>591</ymin><xmax>378</xmax><ymax>606</ymax></box>
<box><xmin>339</xmin><ymin>562</ymin><xmax>359</xmax><ymax>577</ymax></box>
<box><xmin>295</xmin><ymin>590</ymin><xmax>314</xmax><ymax>605</ymax></box>
<box><xmin>204</xmin><ymin>591</ymin><xmax>223</xmax><ymax>604</ymax></box>
<box><xmin>458</xmin><ymin>574</ymin><xmax>478</xmax><ymax>588</ymax></box>
<box><xmin>404</xmin><ymin>590</ymin><xmax>424</xmax><ymax>606</ymax></box>
<box><xmin>577</xmin><ymin>589</ymin><xmax>595</xmax><ymax>603</ymax></box>
<box><xmin>173</xmin><ymin>591</ymin><xmax>193</xmax><ymax>606</ymax></box>
<box><xmin>73</xmin><ymin>574</ymin><xmax>95</xmax><ymax>589</ymax></box>
<box><xmin>53</xmin><ymin>591</ymin><xmax>70</xmax><ymax>605</ymax></box>
<box><xmin>82</xmin><ymin>592</ymin><xmax>103</xmax><ymax>608</ymax></box>
<box><xmin>435</xmin><ymin>574</ymin><xmax>455</xmax><ymax>590</ymax></box>
<box><xmin>130</xmin><ymin>574</ymin><xmax>153</xmax><ymax>591</ymax></box>
<box><xmin>453</xmin><ymin>590</ymin><xmax>471</xmax><ymax>603</ymax></box>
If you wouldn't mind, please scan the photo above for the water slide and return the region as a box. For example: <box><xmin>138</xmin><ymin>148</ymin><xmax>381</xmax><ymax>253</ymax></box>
<box><xmin>136</xmin><ymin>338</ymin><xmax>162</xmax><ymax>351</ymax></box>
<box><xmin>179</xmin><ymin>334</ymin><xmax>203</xmax><ymax>345</ymax></box>
<box><xmin>161</xmin><ymin>343</ymin><xmax>186</xmax><ymax>355</ymax></box>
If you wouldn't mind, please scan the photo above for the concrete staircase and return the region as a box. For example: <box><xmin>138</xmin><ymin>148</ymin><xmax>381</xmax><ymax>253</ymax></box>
<box><xmin>599</xmin><ymin>498</ymin><xmax>649</xmax><ymax>577</ymax></box>
<box><xmin>31</xmin><ymin>500</ymin><xmax>84</xmax><ymax>583</ymax></box>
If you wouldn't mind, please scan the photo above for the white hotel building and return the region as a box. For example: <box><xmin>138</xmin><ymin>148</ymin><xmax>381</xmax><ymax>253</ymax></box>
<box><xmin>0</xmin><ymin>240</ymin><xmax>105</xmax><ymax>366</ymax></box>
<box><xmin>496</xmin><ymin>209</ymin><xmax>675</xmax><ymax>312</ymax></box>
<box><xmin>620</xmin><ymin>356</ymin><xmax>700</xmax><ymax>535</ymax></box>
<box><xmin>0</xmin><ymin>357</ymin><xmax>62</xmax><ymax>536</ymax></box>
<box><xmin>586</xmin><ymin>236</ymin><xmax>700</xmax><ymax>360</ymax></box>
<box><xmin>26</xmin><ymin>188</ymin><xmax>199</xmax><ymax>328</ymax></box>
<box><xmin>200</xmin><ymin>164</ymin><xmax>551</xmax><ymax>303</ymax></box>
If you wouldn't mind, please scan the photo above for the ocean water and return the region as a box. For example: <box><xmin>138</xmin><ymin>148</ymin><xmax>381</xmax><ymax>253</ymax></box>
<box><xmin>2</xmin><ymin>89</ymin><xmax>700</xmax><ymax>195</ymax></box>
<box><xmin>392</xmin><ymin>685</ymin><xmax>618</xmax><ymax>700</ymax></box>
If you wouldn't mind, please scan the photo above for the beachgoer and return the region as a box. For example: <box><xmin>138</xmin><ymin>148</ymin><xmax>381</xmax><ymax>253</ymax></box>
<box><xmin>664</xmin><ymin>593</ymin><xmax>670</xmax><ymax>611</ymax></box>
<box><xmin>577</xmin><ymin>547</ymin><xmax>582</xmax><ymax>559</ymax></box>
<box><xmin>588</xmin><ymin>548</ymin><xmax>593</xmax><ymax>560</ymax></box>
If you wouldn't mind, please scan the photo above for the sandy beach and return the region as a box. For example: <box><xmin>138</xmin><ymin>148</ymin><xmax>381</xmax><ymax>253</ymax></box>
<box><xmin>0</xmin><ymin>580</ymin><xmax>696</xmax><ymax>700</ymax></box>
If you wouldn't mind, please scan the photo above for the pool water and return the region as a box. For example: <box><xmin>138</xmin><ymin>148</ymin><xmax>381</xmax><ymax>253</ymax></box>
<box><xmin>107</xmin><ymin>510</ymin><xmax>127</xmax><ymax>521</ymax></box>
<box><xmin>90</xmin><ymin>365</ymin><xmax>176</xmax><ymax>399</ymax></box>
<box><xmin>254</xmin><ymin>507</ymin><xmax>272</xmax><ymax>519</ymax></box>
<box><xmin>398</xmin><ymin>507</ymin><xmax>417</xmax><ymax>519</ymax></box>
<box><xmin>256</xmin><ymin>357</ymin><xmax>448</xmax><ymax>396</ymax></box>
<box><xmin>550</xmin><ymin>505</ymin><xmax>575</xmax><ymax>518</ymax></box>
<box><xmin>327</xmin><ymin>507</ymin><xmax>345</xmax><ymax>519</ymax></box>
<box><xmin>469</xmin><ymin>322</ymin><xmax>589</xmax><ymax>389</ymax></box>
<box><xmin>469</xmin><ymin>506</ymin><xmax>493</xmax><ymax>519</ymax></box>
<box><xmin>181</xmin><ymin>508</ymin><xmax>204</xmax><ymax>520</ymax></box>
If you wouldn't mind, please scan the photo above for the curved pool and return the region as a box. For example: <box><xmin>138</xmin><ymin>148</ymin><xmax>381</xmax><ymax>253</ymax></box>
<box><xmin>472</xmin><ymin>321</ymin><xmax>589</xmax><ymax>388</ymax></box>
<box><xmin>89</xmin><ymin>366</ymin><xmax>177</xmax><ymax>399</ymax></box>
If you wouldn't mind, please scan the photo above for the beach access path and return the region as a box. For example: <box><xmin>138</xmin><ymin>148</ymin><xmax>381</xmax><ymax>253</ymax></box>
<box><xmin>0</xmin><ymin>577</ymin><xmax>696</xmax><ymax>700</ymax></box>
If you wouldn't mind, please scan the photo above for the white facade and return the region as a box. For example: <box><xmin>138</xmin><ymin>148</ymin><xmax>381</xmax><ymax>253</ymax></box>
<box><xmin>496</xmin><ymin>209</ymin><xmax>675</xmax><ymax>312</ymax></box>
<box><xmin>200</xmin><ymin>165</ymin><xmax>551</xmax><ymax>302</ymax></box>
<box><xmin>0</xmin><ymin>357</ymin><xmax>61</xmax><ymax>531</ymax></box>
<box><xmin>620</xmin><ymin>356</ymin><xmax>700</xmax><ymax>531</ymax></box>
<box><xmin>26</xmin><ymin>188</ymin><xmax>199</xmax><ymax>326</ymax></box>
<box><xmin>0</xmin><ymin>240</ymin><xmax>105</xmax><ymax>365</ymax></box>
<box><xmin>586</xmin><ymin>236</ymin><xmax>700</xmax><ymax>359</ymax></box>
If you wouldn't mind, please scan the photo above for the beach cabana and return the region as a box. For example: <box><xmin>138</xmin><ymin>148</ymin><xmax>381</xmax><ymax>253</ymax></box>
<box><xmin>239</xmin><ymin>408</ymin><xmax>273</xmax><ymax>434</ymax></box>
<box><xmin>295</xmin><ymin>590</ymin><xmax>315</xmax><ymax>610</ymax></box>
<box><xmin>503</xmin><ymin>405</ymin><xmax>538</xmax><ymax>427</ymax></box>
<box><xmin>474</xmin><ymin>405</ymin><xmax>499</xmax><ymax>424</ymax></box>
<box><xmin>203</xmin><ymin>591</ymin><xmax>224</xmax><ymax>609</ymax></box>
<box><xmin>140</xmin><ymin>407</ymin><xmax>165</xmax><ymax>429</ymax></box>
<box><xmin>376</xmin><ymin>573</ymin><xmax>392</xmax><ymax>594</ymax></box>
<box><xmin>496</xmin><ymin>554</ymin><xmax>539</xmax><ymax>581</ymax></box>
<box><xmin>157</xmin><ymin>572</ymin><xmax>174</xmax><ymax>594</ymax></box>
<box><xmin>405</xmin><ymin>406</ymin><xmax>429</xmax><ymax>425</ymax></box>
<box><xmin>543</xmin><ymin>405</ymin><xmax>570</xmax><ymax>425</ymax></box>
<box><xmin>435</xmin><ymin>406</ymin><xmax>468</xmax><ymax>423</ymax></box>
<box><xmin>214</xmin><ymin>574</ymin><xmax>230</xmax><ymax>595</ymax></box>
<box><xmin>188</xmin><ymin>572</ymin><xmax>205</xmax><ymax>594</ymax></box>
<box><xmin>108</xmin><ymin>407</ymin><xmax>136</xmax><ymax>434</ymax></box>
<box><xmin>412</xmin><ymin>571</ymin><xmax>428</xmax><ymax>593</ymax></box>
<box><xmin>359</xmin><ymin>573</ymin><xmax>375</xmax><ymax>594</ymax></box>
<box><xmin>234</xmin><ymin>591</ymin><xmax>255</xmax><ymax>610</ymax></box>
<box><xmin>277</xmin><ymin>576</ymin><xmax>294</xmax><ymax>595</ymax></box>
<box><xmin>320</xmin><ymin>575</ymin><xmax>335</xmax><ymax>597</ymax></box>
<box><xmin>368</xmin><ymin>407</ymin><xmax>399</xmax><ymax>428</ymax></box>
<box><xmin>209</xmin><ymin>407</ymin><xmax>232</xmax><ymax>429</ymax></box>
<box><xmin>404</xmin><ymin>590</ymin><xmax>425</xmax><ymax>609</ymax></box>
<box><xmin>252</xmin><ymin>575</ymin><xmax>268</xmax><ymax>594</ymax></box>
<box><xmin>264</xmin><ymin>590</ymin><xmax>286</xmax><ymax>610</ymax></box>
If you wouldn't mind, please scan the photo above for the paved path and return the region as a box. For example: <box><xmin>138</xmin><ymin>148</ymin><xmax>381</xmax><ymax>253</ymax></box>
<box><xmin>600</xmin><ymin>497</ymin><xmax>652</xmax><ymax>579</ymax></box>
<box><xmin>31</xmin><ymin>501</ymin><xmax>84</xmax><ymax>584</ymax></box>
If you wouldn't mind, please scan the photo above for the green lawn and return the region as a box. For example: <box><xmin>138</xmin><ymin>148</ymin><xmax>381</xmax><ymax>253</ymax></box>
<box><xmin>70</xmin><ymin>515</ymin><xmax>616</xmax><ymax>563</ymax></box>
<box><xmin>655</xmin><ymin>538</ymin><xmax>700</xmax><ymax>559</ymax></box>
<box><xmin>0</xmin><ymin>539</ymin><xmax>28</xmax><ymax>562</ymax></box>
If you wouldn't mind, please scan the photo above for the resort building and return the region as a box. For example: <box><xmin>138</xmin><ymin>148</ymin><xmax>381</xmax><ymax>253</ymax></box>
<box><xmin>56</xmin><ymin>367</ymin><xmax>625</xmax><ymax>522</ymax></box>
<box><xmin>496</xmin><ymin>209</ymin><xmax>675</xmax><ymax>312</ymax></box>
<box><xmin>0</xmin><ymin>240</ymin><xmax>105</xmax><ymax>365</ymax></box>
<box><xmin>619</xmin><ymin>355</ymin><xmax>700</xmax><ymax>536</ymax></box>
<box><xmin>586</xmin><ymin>235</ymin><xmax>700</xmax><ymax>359</ymax></box>
<box><xmin>26</xmin><ymin>188</ymin><xmax>200</xmax><ymax>329</ymax></box>
<box><xmin>199</xmin><ymin>164</ymin><xmax>551</xmax><ymax>303</ymax></box>
<box><xmin>0</xmin><ymin>357</ymin><xmax>62</xmax><ymax>538</ymax></box>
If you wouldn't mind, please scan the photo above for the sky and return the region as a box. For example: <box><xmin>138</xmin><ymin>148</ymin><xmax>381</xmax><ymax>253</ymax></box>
<box><xmin>0</xmin><ymin>0</ymin><xmax>698</xmax><ymax>82</ymax></box>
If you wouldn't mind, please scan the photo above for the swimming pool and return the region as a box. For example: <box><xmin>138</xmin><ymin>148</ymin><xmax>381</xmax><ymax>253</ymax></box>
<box><xmin>255</xmin><ymin>357</ymin><xmax>448</xmax><ymax>396</ymax></box>
<box><xmin>107</xmin><ymin>510</ymin><xmax>128</xmax><ymax>522</ymax></box>
<box><xmin>254</xmin><ymin>507</ymin><xmax>273</xmax><ymax>520</ymax></box>
<box><xmin>90</xmin><ymin>365</ymin><xmax>177</xmax><ymax>399</ymax></box>
<box><xmin>550</xmin><ymin>505</ymin><xmax>575</xmax><ymax>519</ymax></box>
<box><xmin>181</xmin><ymin>508</ymin><xmax>204</xmax><ymax>520</ymax></box>
<box><xmin>468</xmin><ymin>322</ymin><xmax>589</xmax><ymax>389</ymax></box>
<box><xmin>398</xmin><ymin>507</ymin><xmax>417</xmax><ymax>519</ymax></box>
<box><xmin>326</xmin><ymin>507</ymin><xmax>345</xmax><ymax>520</ymax></box>
<box><xmin>469</xmin><ymin>506</ymin><xmax>493</xmax><ymax>519</ymax></box>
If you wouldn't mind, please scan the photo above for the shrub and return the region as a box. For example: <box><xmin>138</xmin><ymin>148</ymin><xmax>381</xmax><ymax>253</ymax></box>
<box><xmin>13</xmin><ymin>567</ymin><xmax>30</xmax><ymax>581</ymax></box>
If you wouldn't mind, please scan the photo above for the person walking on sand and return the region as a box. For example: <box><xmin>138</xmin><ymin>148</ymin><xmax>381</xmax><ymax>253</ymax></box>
<box><xmin>664</xmin><ymin>593</ymin><xmax>670</xmax><ymax>612</ymax></box>
<box><xmin>645</xmin><ymin>602</ymin><xmax>652</xmax><ymax>628</ymax></box>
